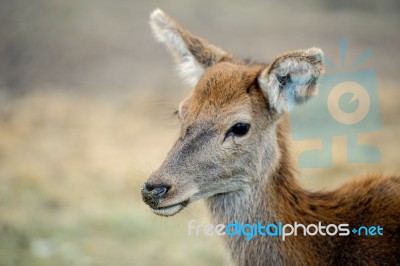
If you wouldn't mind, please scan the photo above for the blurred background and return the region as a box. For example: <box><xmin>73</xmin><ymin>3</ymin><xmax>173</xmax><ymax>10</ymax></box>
<box><xmin>0</xmin><ymin>0</ymin><xmax>399</xmax><ymax>265</ymax></box>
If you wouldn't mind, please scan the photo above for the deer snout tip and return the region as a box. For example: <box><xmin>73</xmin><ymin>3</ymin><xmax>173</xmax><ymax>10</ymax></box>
<box><xmin>141</xmin><ymin>183</ymin><xmax>171</xmax><ymax>208</ymax></box>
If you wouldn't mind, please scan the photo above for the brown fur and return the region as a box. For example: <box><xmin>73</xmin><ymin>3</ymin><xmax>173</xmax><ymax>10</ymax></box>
<box><xmin>267</xmin><ymin>119</ymin><xmax>400</xmax><ymax>265</ymax></box>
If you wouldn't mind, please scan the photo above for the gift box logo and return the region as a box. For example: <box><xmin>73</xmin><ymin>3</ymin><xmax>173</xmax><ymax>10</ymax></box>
<box><xmin>290</xmin><ymin>39</ymin><xmax>381</xmax><ymax>168</ymax></box>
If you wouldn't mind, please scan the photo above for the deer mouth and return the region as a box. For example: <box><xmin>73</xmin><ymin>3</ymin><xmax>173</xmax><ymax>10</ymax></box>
<box><xmin>151</xmin><ymin>199</ymin><xmax>190</xmax><ymax>216</ymax></box>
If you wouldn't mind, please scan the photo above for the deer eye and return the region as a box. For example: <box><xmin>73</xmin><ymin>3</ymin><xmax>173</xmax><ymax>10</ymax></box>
<box><xmin>226</xmin><ymin>123</ymin><xmax>251</xmax><ymax>138</ymax></box>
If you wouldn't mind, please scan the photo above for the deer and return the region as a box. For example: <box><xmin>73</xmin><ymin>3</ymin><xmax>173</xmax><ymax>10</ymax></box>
<box><xmin>141</xmin><ymin>9</ymin><xmax>400</xmax><ymax>266</ymax></box>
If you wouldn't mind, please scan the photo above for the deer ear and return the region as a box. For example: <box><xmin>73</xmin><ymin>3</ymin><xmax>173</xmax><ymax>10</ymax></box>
<box><xmin>258</xmin><ymin>48</ymin><xmax>324</xmax><ymax>114</ymax></box>
<box><xmin>150</xmin><ymin>9</ymin><xmax>231</xmax><ymax>86</ymax></box>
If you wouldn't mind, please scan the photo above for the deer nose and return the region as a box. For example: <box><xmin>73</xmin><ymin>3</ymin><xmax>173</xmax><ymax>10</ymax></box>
<box><xmin>142</xmin><ymin>183</ymin><xmax>170</xmax><ymax>199</ymax></box>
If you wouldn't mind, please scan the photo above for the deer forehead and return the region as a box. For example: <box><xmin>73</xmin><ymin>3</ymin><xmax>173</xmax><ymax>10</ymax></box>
<box><xmin>182</xmin><ymin>62</ymin><xmax>266</xmax><ymax>122</ymax></box>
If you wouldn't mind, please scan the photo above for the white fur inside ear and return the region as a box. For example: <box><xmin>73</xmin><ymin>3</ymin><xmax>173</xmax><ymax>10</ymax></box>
<box><xmin>176</xmin><ymin>57</ymin><xmax>204</xmax><ymax>86</ymax></box>
<box><xmin>258</xmin><ymin>57</ymin><xmax>318</xmax><ymax>113</ymax></box>
<box><xmin>150</xmin><ymin>9</ymin><xmax>204</xmax><ymax>86</ymax></box>
<box><xmin>258</xmin><ymin>69</ymin><xmax>289</xmax><ymax>114</ymax></box>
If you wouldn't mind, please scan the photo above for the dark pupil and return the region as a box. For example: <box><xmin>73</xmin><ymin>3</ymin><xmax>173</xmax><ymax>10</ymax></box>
<box><xmin>228</xmin><ymin>123</ymin><xmax>250</xmax><ymax>137</ymax></box>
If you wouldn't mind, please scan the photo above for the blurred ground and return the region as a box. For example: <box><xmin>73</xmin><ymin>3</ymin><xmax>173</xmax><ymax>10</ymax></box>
<box><xmin>0</xmin><ymin>0</ymin><xmax>399</xmax><ymax>265</ymax></box>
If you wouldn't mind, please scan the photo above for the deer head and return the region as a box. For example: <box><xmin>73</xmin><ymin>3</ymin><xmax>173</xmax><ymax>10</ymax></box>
<box><xmin>141</xmin><ymin>9</ymin><xmax>324</xmax><ymax>216</ymax></box>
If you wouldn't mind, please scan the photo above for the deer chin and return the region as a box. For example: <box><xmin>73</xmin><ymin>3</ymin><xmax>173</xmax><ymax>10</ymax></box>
<box><xmin>151</xmin><ymin>199</ymin><xmax>190</xmax><ymax>217</ymax></box>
